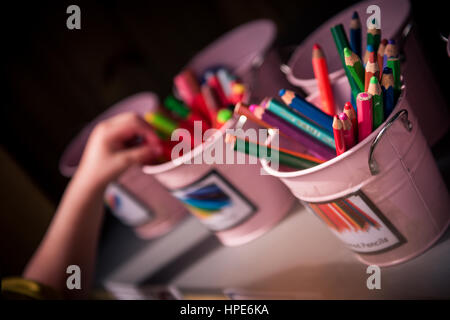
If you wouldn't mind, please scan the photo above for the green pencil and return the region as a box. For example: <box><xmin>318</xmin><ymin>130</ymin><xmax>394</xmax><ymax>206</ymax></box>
<box><xmin>387</xmin><ymin>57</ymin><xmax>401</xmax><ymax>100</ymax></box>
<box><xmin>344</xmin><ymin>47</ymin><xmax>365</xmax><ymax>92</ymax></box>
<box><xmin>367</xmin><ymin>21</ymin><xmax>381</xmax><ymax>53</ymax></box>
<box><xmin>367</xmin><ymin>76</ymin><xmax>384</xmax><ymax>128</ymax></box>
<box><xmin>331</xmin><ymin>25</ymin><xmax>360</xmax><ymax>101</ymax></box>
<box><xmin>265</xmin><ymin>99</ymin><xmax>335</xmax><ymax>149</ymax></box>
<box><xmin>228</xmin><ymin>135</ymin><xmax>319</xmax><ymax>169</ymax></box>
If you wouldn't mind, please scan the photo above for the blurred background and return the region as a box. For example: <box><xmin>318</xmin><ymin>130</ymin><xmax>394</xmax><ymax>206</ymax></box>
<box><xmin>1</xmin><ymin>0</ymin><xmax>449</xmax><ymax>279</ymax></box>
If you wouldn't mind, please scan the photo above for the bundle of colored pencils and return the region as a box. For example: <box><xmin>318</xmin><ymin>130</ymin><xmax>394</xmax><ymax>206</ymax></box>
<box><xmin>230</xmin><ymin>12</ymin><xmax>403</xmax><ymax>166</ymax></box>
<box><xmin>330</xmin><ymin>12</ymin><xmax>401</xmax><ymax>156</ymax></box>
<box><xmin>231</xmin><ymin>88</ymin><xmax>337</xmax><ymax>169</ymax></box>
<box><xmin>144</xmin><ymin>67</ymin><xmax>246</xmax><ymax>163</ymax></box>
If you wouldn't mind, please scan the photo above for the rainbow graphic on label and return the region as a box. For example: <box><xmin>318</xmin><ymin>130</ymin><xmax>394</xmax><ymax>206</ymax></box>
<box><xmin>180</xmin><ymin>183</ymin><xmax>232</xmax><ymax>219</ymax></box>
<box><xmin>171</xmin><ymin>170</ymin><xmax>256</xmax><ymax>232</ymax></box>
<box><xmin>305</xmin><ymin>191</ymin><xmax>406</xmax><ymax>253</ymax></box>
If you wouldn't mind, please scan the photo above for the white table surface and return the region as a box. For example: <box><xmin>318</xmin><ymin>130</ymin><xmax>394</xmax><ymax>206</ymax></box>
<box><xmin>96</xmin><ymin>200</ymin><xmax>450</xmax><ymax>299</ymax></box>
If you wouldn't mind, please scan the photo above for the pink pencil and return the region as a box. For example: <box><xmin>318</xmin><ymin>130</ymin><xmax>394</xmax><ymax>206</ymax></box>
<box><xmin>338</xmin><ymin>112</ymin><xmax>355</xmax><ymax>148</ymax></box>
<box><xmin>356</xmin><ymin>92</ymin><xmax>373</xmax><ymax>141</ymax></box>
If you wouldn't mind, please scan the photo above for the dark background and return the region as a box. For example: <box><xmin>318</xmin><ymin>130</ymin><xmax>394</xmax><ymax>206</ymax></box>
<box><xmin>1</xmin><ymin>0</ymin><xmax>449</xmax><ymax>276</ymax></box>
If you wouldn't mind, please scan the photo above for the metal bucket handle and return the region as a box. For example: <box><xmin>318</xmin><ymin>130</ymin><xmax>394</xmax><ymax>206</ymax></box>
<box><xmin>368</xmin><ymin>109</ymin><xmax>413</xmax><ymax>175</ymax></box>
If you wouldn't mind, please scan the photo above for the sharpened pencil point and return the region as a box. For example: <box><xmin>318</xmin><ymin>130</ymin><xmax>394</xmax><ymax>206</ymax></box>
<box><xmin>383</xmin><ymin>67</ymin><xmax>393</xmax><ymax>74</ymax></box>
<box><xmin>370</xmin><ymin>76</ymin><xmax>378</xmax><ymax>84</ymax></box>
<box><xmin>344</xmin><ymin>47</ymin><xmax>352</xmax><ymax>57</ymax></box>
<box><xmin>352</xmin><ymin>11</ymin><xmax>359</xmax><ymax>19</ymax></box>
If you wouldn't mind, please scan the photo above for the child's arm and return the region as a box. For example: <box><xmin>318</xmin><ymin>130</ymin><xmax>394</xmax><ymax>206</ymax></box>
<box><xmin>23</xmin><ymin>113</ymin><xmax>162</xmax><ymax>298</ymax></box>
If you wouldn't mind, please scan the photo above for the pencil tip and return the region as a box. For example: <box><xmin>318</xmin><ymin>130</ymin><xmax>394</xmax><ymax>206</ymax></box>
<box><xmin>352</xmin><ymin>11</ymin><xmax>359</xmax><ymax>19</ymax></box>
<box><xmin>367</xmin><ymin>44</ymin><xmax>374</xmax><ymax>52</ymax></box>
<box><xmin>344</xmin><ymin>47</ymin><xmax>352</xmax><ymax>57</ymax></box>
<box><xmin>383</xmin><ymin>67</ymin><xmax>393</xmax><ymax>74</ymax></box>
<box><xmin>344</xmin><ymin>102</ymin><xmax>353</xmax><ymax>110</ymax></box>
<box><xmin>313</xmin><ymin>43</ymin><xmax>321</xmax><ymax>50</ymax></box>
<box><xmin>279</xmin><ymin>89</ymin><xmax>286</xmax><ymax>97</ymax></box>
<box><xmin>388</xmin><ymin>39</ymin><xmax>396</xmax><ymax>45</ymax></box>
<box><xmin>370</xmin><ymin>76</ymin><xmax>378</xmax><ymax>84</ymax></box>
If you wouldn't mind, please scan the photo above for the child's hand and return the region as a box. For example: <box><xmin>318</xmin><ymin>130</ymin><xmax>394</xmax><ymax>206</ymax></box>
<box><xmin>76</xmin><ymin>112</ymin><xmax>162</xmax><ymax>189</ymax></box>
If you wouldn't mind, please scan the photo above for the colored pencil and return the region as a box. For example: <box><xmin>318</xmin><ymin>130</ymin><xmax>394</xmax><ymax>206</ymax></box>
<box><xmin>205</xmin><ymin>72</ymin><xmax>229</xmax><ymax>107</ymax></box>
<box><xmin>216</xmin><ymin>68</ymin><xmax>234</xmax><ymax>98</ymax></box>
<box><xmin>312</xmin><ymin>44</ymin><xmax>336</xmax><ymax>116</ymax></box>
<box><xmin>381</xmin><ymin>67</ymin><xmax>395</xmax><ymax>118</ymax></box>
<box><xmin>174</xmin><ymin>69</ymin><xmax>200</xmax><ymax>107</ymax></box>
<box><xmin>333</xmin><ymin>115</ymin><xmax>346</xmax><ymax>156</ymax></box>
<box><xmin>350</xmin><ymin>11</ymin><xmax>362</xmax><ymax>58</ymax></box>
<box><xmin>363</xmin><ymin>44</ymin><xmax>374</xmax><ymax>66</ymax></box>
<box><xmin>377</xmin><ymin>39</ymin><xmax>388</xmax><ymax>79</ymax></box>
<box><xmin>331</xmin><ymin>24</ymin><xmax>359</xmax><ymax>100</ymax></box>
<box><xmin>344</xmin><ymin>47</ymin><xmax>365</xmax><ymax>92</ymax></box>
<box><xmin>387</xmin><ymin>57</ymin><xmax>401</xmax><ymax>101</ymax></box>
<box><xmin>338</xmin><ymin>112</ymin><xmax>356</xmax><ymax>148</ymax></box>
<box><xmin>216</xmin><ymin>109</ymin><xmax>232</xmax><ymax>128</ymax></box>
<box><xmin>234</xmin><ymin>102</ymin><xmax>279</xmax><ymax>133</ymax></box>
<box><xmin>263</xmin><ymin>98</ymin><xmax>336</xmax><ymax>149</ymax></box>
<box><xmin>365</xmin><ymin>49</ymin><xmax>380</xmax><ymax>91</ymax></box>
<box><xmin>383</xmin><ymin>39</ymin><xmax>398</xmax><ymax>69</ymax></box>
<box><xmin>367</xmin><ymin>76</ymin><xmax>384</xmax><ymax>129</ymax></box>
<box><xmin>356</xmin><ymin>92</ymin><xmax>373</xmax><ymax>141</ymax></box>
<box><xmin>279</xmin><ymin>89</ymin><xmax>333</xmax><ymax>133</ymax></box>
<box><xmin>144</xmin><ymin>112</ymin><xmax>178</xmax><ymax>136</ymax></box>
<box><xmin>251</xmin><ymin>105</ymin><xmax>335</xmax><ymax>160</ymax></box>
<box><xmin>164</xmin><ymin>95</ymin><xmax>210</xmax><ymax>130</ymax></box>
<box><xmin>367</xmin><ymin>21</ymin><xmax>381</xmax><ymax>53</ymax></box>
<box><xmin>225</xmin><ymin>134</ymin><xmax>322</xmax><ymax>169</ymax></box>
<box><xmin>201</xmin><ymin>83</ymin><xmax>220</xmax><ymax>126</ymax></box>
<box><xmin>344</xmin><ymin>101</ymin><xmax>358</xmax><ymax>141</ymax></box>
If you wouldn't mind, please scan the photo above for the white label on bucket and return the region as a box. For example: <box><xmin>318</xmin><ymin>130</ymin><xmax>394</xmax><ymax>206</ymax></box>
<box><xmin>171</xmin><ymin>170</ymin><xmax>257</xmax><ymax>232</ymax></box>
<box><xmin>304</xmin><ymin>191</ymin><xmax>405</xmax><ymax>254</ymax></box>
<box><xmin>105</xmin><ymin>183</ymin><xmax>154</xmax><ymax>226</ymax></box>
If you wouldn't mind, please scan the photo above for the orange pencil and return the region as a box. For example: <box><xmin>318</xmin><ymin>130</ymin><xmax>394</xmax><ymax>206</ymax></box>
<box><xmin>333</xmin><ymin>115</ymin><xmax>346</xmax><ymax>156</ymax></box>
<box><xmin>312</xmin><ymin>44</ymin><xmax>336</xmax><ymax>116</ymax></box>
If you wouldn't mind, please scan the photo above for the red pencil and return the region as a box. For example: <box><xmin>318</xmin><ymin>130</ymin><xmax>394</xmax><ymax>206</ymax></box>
<box><xmin>338</xmin><ymin>112</ymin><xmax>355</xmax><ymax>149</ymax></box>
<box><xmin>343</xmin><ymin>102</ymin><xmax>358</xmax><ymax>142</ymax></box>
<box><xmin>201</xmin><ymin>83</ymin><xmax>221</xmax><ymax>127</ymax></box>
<box><xmin>333</xmin><ymin>115</ymin><xmax>346</xmax><ymax>156</ymax></box>
<box><xmin>205</xmin><ymin>72</ymin><xmax>229</xmax><ymax>107</ymax></box>
<box><xmin>174</xmin><ymin>69</ymin><xmax>200</xmax><ymax>107</ymax></box>
<box><xmin>312</xmin><ymin>44</ymin><xmax>336</xmax><ymax>116</ymax></box>
<box><xmin>365</xmin><ymin>50</ymin><xmax>379</xmax><ymax>91</ymax></box>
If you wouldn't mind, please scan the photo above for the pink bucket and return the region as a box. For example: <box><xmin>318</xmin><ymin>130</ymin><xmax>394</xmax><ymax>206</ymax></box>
<box><xmin>142</xmin><ymin>21</ymin><xmax>297</xmax><ymax>246</ymax></box>
<box><xmin>286</xmin><ymin>0</ymin><xmax>449</xmax><ymax>145</ymax></box>
<box><xmin>187</xmin><ymin>19</ymin><xmax>294</xmax><ymax>103</ymax></box>
<box><xmin>261</xmin><ymin>81</ymin><xmax>450</xmax><ymax>267</ymax></box>
<box><xmin>59</xmin><ymin>92</ymin><xmax>187</xmax><ymax>239</ymax></box>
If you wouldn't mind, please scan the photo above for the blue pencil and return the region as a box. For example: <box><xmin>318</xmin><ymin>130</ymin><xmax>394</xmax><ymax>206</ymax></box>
<box><xmin>279</xmin><ymin>89</ymin><xmax>333</xmax><ymax>134</ymax></box>
<box><xmin>264</xmin><ymin>98</ymin><xmax>336</xmax><ymax>149</ymax></box>
<box><xmin>350</xmin><ymin>11</ymin><xmax>362</xmax><ymax>58</ymax></box>
<box><xmin>381</xmin><ymin>67</ymin><xmax>395</xmax><ymax>118</ymax></box>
